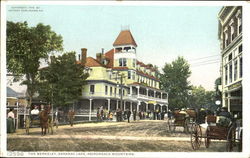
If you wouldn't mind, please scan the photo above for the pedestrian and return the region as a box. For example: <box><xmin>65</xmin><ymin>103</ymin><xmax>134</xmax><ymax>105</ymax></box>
<box><xmin>126</xmin><ymin>109</ymin><xmax>131</xmax><ymax>123</ymax></box>
<box><xmin>97</xmin><ymin>107</ymin><xmax>100</xmax><ymax>122</ymax></box>
<box><xmin>133</xmin><ymin>109</ymin><xmax>137</xmax><ymax>121</ymax></box>
<box><xmin>67</xmin><ymin>109</ymin><xmax>75</xmax><ymax>127</ymax></box>
<box><xmin>7</xmin><ymin>108</ymin><xmax>15</xmax><ymax>133</ymax></box>
<box><xmin>54</xmin><ymin>108</ymin><xmax>59</xmax><ymax>128</ymax></box>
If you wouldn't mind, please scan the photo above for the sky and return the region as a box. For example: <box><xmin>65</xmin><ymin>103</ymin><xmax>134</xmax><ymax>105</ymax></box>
<box><xmin>6</xmin><ymin>4</ymin><xmax>222</xmax><ymax>91</ymax></box>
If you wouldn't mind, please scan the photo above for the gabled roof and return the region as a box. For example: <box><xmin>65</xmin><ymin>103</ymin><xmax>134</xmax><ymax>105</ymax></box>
<box><xmin>85</xmin><ymin>57</ymin><xmax>106</xmax><ymax>67</ymax></box>
<box><xmin>113</xmin><ymin>30</ymin><xmax>137</xmax><ymax>47</ymax></box>
<box><xmin>104</xmin><ymin>49</ymin><xmax>114</xmax><ymax>68</ymax></box>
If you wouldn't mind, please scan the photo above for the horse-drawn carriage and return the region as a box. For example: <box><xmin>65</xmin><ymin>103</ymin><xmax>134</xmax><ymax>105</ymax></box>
<box><xmin>190</xmin><ymin>115</ymin><xmax>242</xmax><ymax>151</ymax></box>
<box><xmin>25</xmin><ymin>106</ymin><xmax>54</xmax><ymax>135</ymax></box>
<box><xmin>168</xmin><ymin>108</ymin><xmax>197</xmax><ymax>133</ymax></box>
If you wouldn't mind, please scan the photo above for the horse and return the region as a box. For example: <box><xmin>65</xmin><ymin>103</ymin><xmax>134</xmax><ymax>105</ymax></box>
<box><xmin>39</xmin><ymin>106</ymin><xmax>50</xmax><ymax>135</ymax></box>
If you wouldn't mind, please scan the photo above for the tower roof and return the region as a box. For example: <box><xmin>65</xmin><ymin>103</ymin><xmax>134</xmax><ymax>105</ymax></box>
<box><xmin>113</xmin><ymin>30</ymin><xmax>137</xmax><ymax>47</ymax></box>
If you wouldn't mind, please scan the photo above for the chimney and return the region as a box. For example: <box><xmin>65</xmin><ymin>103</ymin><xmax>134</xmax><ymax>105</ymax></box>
<box><xmin>96</xmin><ymin>53</ymin><xmax>102</xmax><ymax>62</ymax></box>
<box><xmin>101</xmin><ymin>48</ymin><xmax>104</xmax><ymax>55</ymax></box>
<box><xmin>81</xmin><ymin>48</ymin><xmax>87</xmax><ymax>65</ymax></box>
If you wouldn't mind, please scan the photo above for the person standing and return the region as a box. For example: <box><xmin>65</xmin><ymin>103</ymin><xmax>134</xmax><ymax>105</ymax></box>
<box><xmin>126</xmin><ymin>109</ymin><xmax>131</xmax><ymax>123</ymax></box>
<box><xmin>7</xmin><ymin>108</ymin><xmax>15</xmax><ymax>133</ymax></box>
<box><xmin>67</xmin><ymin>109</ymin><xmax>75</xmax><ymax>127</ymax></box>
<box><xmin>133</xmin><ymin>109</ymin><xmax>137</xmax><ymax>121</ymax></box>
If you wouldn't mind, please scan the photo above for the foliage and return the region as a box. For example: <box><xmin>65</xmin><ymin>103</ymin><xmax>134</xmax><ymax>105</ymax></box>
<box><xmin>7</xmin><ymin>21</ymin><xmax>63</xmax><ymax>105</ymax></box>
<box><xmin>189</xmin><ymin>85</ymin><xmax>216</xmax><ymax>111</ymax></box>
<box><xmin>38</xmin><ymin>52</ymin><xmax>88</xmax><ymax>107</ymax></box>
<box><xmin>160</xmin><ymin>56</ymin><xmax>191</xmax><ymax>109</ymax></box>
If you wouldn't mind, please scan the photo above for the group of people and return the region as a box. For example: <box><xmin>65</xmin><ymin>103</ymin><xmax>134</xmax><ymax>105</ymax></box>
<box><xmin>168</xmin><ymin>107</ymin><xmax>235</xmax><ymax>127</ymax></box>
<box><xmin>96</xmin><ymin>106</ymin><xmax>114</xmax><ymax>121</ymax></box>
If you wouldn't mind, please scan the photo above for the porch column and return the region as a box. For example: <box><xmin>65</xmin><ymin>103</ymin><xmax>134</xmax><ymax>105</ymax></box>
<box><xmin>146</xmin><ymin>89</ymin><xmax>149</xmax><ymax>97</ymax></box>
<box><xmin>146</xmin><ymin>102</ymin><xmax>148</xmax><ymax>112</ymax></box>
<box><xmin>107</xmin><ymin>99</ymin><xmax>110</xmax><ymax>112</ymax></box>
<box><xmin>154</xmin><ymin>104</ymin><xmax>156</xmax><ymax>111</ymax></box>
<box><xmin>160</xmin><ymin>105</ymin><xmax>163</xmax><ymax>112</ymax></box>
<box><xmin>130</xmin><ymin>102</ymin><xmax>133</xmax><ymax>112</ymax></box>
<box><xmin>228</xmin><ymin>93</ymin><xmax>231</xmax><ymax>112</ymax></box>
<box><xmin>130</xmin><ymin>86</ymin><xmax>132</xmax><ymax>96</ymax></box>
<box><xmin>137</xmin><ymin>86</ymin><xmax>140</xmax><ymax>98</ymax></box>
<box><xmin>137</xmin><ymin>101</ymin><xmax>140</xmax><ymax>112</ymax></box>
<box><xmin>161</xmin><ymin>92</ymin><xmax>163</xmax><ymax>99</ymax></box>
<box><xmin>124</xmin><ymin>101</ymin><xmax>126</xmax><ymax>110</ymax></box>
<box><xmin>116</xmin><ymin>100</ymin><xmax>119</xmax><ymax>109</ymax></box>
<box><xmin>154</xmin><ymin>91</ymin><xmax>156</xmax><ymax>98</ymax></box>
<box><xmin>89</xmin><ymin>99</ymin><xmax>93</xmax><ymax>121</ymax></box>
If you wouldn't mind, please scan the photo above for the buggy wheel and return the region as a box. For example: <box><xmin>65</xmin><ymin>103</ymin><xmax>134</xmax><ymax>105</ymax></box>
<box><xmin>226</xmin><ymin>126</ymin><xmax>236</xmax><ymax>152</ymax></box>
<box><xmin>184</xmin><ymin>118</ymin><xmax>189</xmax><ymax>133</ymax></box>
<box><xmin>168</xmin><ymin>119</ymin><xmax>175</xmax><ymax>133</ymax></box>
<box><xmin>190</xmin><ymin>124</ymin><xmax>202</xmax><ymax>150</ymax></box>
<box><xmin>205</xmin><ymin>130</ymin><xmax>210</xmax><ymax>148</ymax></box>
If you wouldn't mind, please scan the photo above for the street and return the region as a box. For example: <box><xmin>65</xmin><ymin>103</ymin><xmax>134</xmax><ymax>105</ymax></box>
<box><xmin>7</xmin><ymin>120</ymin><xmax>228</xmax><ymax>152</ymax></box>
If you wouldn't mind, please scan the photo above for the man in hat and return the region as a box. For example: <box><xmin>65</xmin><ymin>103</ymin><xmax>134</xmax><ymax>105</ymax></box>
<box><xmin>31</xmin><ymin>105</ymin><xmax>39</xmax><ymax>115</ymax></box>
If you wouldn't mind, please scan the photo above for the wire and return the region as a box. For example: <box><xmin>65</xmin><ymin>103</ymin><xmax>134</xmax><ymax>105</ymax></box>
<box><xmin>188</xmin><ymin>54</ymin><xmax>220</xmax><ymax>62</ymax></box>
<box><xmin>191</xmin><ymin>61</ymin><xmax>220</xmax><ymax>67</ymax></box>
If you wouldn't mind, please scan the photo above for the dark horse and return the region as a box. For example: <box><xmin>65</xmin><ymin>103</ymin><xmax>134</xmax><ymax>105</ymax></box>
<box><xmin>39</xmin><ymin>106</ymin><xmax>50</xmax><ymax>135</ymax></box>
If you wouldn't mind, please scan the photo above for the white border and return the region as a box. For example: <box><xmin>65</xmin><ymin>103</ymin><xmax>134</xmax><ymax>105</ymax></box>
<box><xmin>1</xmin><ymin>1</ymin><xmax>250</xmax><ymax>158</ymax></box>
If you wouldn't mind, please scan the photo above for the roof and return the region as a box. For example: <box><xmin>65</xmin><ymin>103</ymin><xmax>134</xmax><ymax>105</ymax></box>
<box><xmin>128</xmin><ymin>82</ymin><xmax>165</xmax><ymax>93</ymax></box>
<box><xmin>85</xmin><ymin>57</ymin><xmax>106</xmax><ymax>67</ymax></box>
<box><xmin>104</xmin><ymin>49</ymin><xmax>114</xmax><ymax>68</ymax></box>
<box><xmin>7</xmin><ymin>87</ymin><xmax>24</xmax><ymax>98</ymax></box>
<box><xmin>113</xmin><ymin>30</ymin><xmax>137</xmax><ymax>47</ymax></box>
<box><xmin>137</xmin><ymin>60</ymin><xmax>157</xmax><ymax>72</ymax></box>
<box><xmin>112</xmin><ymin>67</ymin><xmax>129</xmax><ymax>70</ymax></box>
<box><xmin>136</xmin><ymin>70</ymin><xmax>160</xmax><ymax>81</ymax></box>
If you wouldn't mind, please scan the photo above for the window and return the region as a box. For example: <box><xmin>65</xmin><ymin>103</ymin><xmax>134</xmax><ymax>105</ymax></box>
<box><xmin>240</xmin><ymin>57</ymin><xmax>242</xmax><ymax>78</ymax></box>
<box><xmin>132</xmin><ymin>71</ymin><xmax>135</xmax><ymax>80</ymax></box>
<box><xmin>228</xmin><ymin>53</ymin><xmax>232</xmax><ymax>61</ymax></box>
<box><xmin>110</xmin><ymin>87</ymin><xmax>113</xmax><ymax>96</ymax></box>
<box><xmin>239</xmin><ymin>44</ymin><xmax>242</xmax><ymax>53</ymax></box>
<box><xmin>114</xmin><ymin>88</ymin><xmax>117</xmax><ymax>96</ymax></box>
<box><xmin>225</xmin><ymin>66</ymin><xmax>228</xmax><ymax>85</ymax></box>
<box><xmin>109</xmin><ymin>72</ymin><xmax>112</xmax><ymax>80</ymax></box>
<box><xmin>105</xmin><ymin>86</ymin><xmax>108</xmax><ymax>95</ymax></box>
<box><xmin>119</xmin><ymin>89</ymin><xmax>121</xmax><ymax>96</ymax></box>
<box><xmin>224</xmin><ymin>31</ymin><xmax>229</xmax><ymax>47</ymax></box>
<box><xmin>234</xmin><ymin>60</ymin><xmax>238</xmax><ymax>81</ymax></box>
<box><xmin>90</xmin><ymin>85</ymin><xmax>95</xmax><ymax>94</ymax></box>
<box><xmin>119</xmin><ymin>58</ymin><xmax>127</xmax><ymax>67</ymax></box>
<box><xmin>128</xmin><ymin>71</ymin><xmax>131</xmax><ymax>79</ymax></box>
<box><xmin>231</xmin><ymin>24</ymin><xmax>235</xmax><ymax>41</ymax></box>
<box><xmin>238</xmin><ymin>17</ymin><xmax>242</xmax><ymax>34</ymax></box>
<box><xmin>229</xmin><ymin>63</ymin><xmax>232</xmax><ymax>83</ymax></box>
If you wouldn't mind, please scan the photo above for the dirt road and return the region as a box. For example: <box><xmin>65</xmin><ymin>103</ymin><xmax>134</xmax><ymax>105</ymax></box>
<box><xmin>7</xmin><ymin>120</ymin><xmax>228</xmax><ymax>152</ymax></box>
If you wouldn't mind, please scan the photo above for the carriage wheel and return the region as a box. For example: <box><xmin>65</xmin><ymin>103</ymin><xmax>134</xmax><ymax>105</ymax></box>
<box><xmin>190</xmin><ymin>124</ymin><xmax>202</xmax><ymax>150</ymax></box>
<box><xmin>238</xmin><ymin>129</ymin><xmax>242</xmax><ymax>152</ymax></box>
<box><xmin>184</xmin><ymin>119</ymin><xmax>189</xmax><ymax>133</ymax></box>
<box><xmin>168</xmin><ymin>119</ymin><xmax>175</xmax><ymax>133</ymax></box>
<box><xmin>205</xmin><ymin>130</ymin><xmax>210</xmax><ymax>148</ymax></box>
<box><xmin>227</xmin><ymin>125</ymin><xmax>242</xmax><ymax>152</ymax></box>
<box><xmin>226</xmin><ymin>126</ymin><xmax>236</xmax><ymax>152</ymax></box>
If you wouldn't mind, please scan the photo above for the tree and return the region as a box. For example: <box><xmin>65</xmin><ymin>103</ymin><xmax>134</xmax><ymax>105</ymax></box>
<box><xmin>38</xmin><ymin>52</ymin><xmax>88</xmax><ymax>107</ymax></box>
<box><xmin>7</xmin><ymin>21</ymin><xmax>63</xmax><ymax>106</ymax></box>
<box><xmin>160</xmin><ymin>56</ymin><xmax>191</xmax><ymax>109</ymax></box>
<box><xmin>189</xmin><ymin>85</ymin><xmax>216</xmax><ymax>111</ymax></box>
